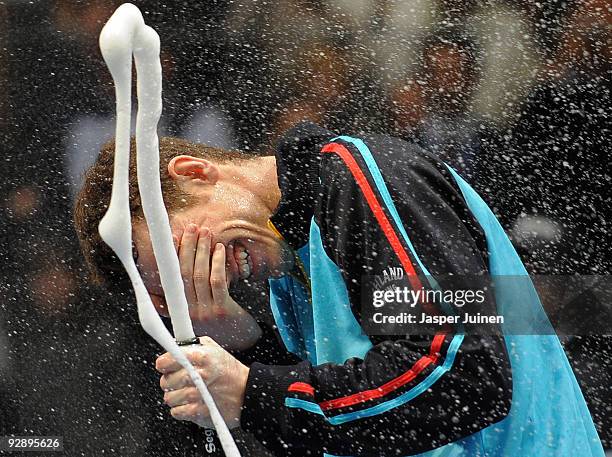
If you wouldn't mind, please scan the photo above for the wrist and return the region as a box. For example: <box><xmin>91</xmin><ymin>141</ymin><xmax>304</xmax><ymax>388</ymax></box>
<box><xmin>240</xmin><ymin>362</ymin><xmax>305</xmax><ymax>439</ymax></box>
<box><xmin>232</xmin><ymin>319</ymin><xmax>263</xmax><ymax>351</ymax></box>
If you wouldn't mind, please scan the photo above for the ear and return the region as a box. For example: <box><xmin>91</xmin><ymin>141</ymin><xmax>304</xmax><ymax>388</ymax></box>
<box><xmin>168</xmin><ymin>155</ymin><xmax>219</xmax><ymax>185</ymax></box>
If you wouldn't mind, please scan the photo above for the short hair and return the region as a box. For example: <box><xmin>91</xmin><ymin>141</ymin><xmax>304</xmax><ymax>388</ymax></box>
<box><xmin>73</xmin><ymin>136</ymin><xmax>251</xmax><ymax>288</ymax></box>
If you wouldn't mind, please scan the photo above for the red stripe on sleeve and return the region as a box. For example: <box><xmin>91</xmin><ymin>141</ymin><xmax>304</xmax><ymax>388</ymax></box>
<box><xmin>318</xmin><ymin>333</ymin><xmax>447</xmax><ymax>411</ymax></box>
<box><xmin>288</xmin><ymin>382</ymin><xmax>315</xmax><ymax>396</ymax></box>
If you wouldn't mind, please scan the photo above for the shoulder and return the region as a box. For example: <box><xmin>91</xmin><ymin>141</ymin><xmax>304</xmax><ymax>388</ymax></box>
<box><xmin>319</xmin><ymin>133</ymin><xmax>460</xmax><ymax>203</ymax></box>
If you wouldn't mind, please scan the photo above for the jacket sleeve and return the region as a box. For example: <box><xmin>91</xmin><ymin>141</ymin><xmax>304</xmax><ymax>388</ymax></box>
<box><xmin>241</xmin><ymin>136</ymin><xmax>512</xmax><ymax>456</ymax></box>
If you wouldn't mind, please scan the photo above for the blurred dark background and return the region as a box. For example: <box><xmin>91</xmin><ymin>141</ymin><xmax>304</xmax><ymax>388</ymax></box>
<box><xmin>0</xmin><ymin>0</ymin><xmax>610</xmax><ymax>455</ymax></box>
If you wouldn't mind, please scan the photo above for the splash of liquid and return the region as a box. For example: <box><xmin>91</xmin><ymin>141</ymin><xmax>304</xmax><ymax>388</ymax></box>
<box><xmin>98</xmin><ymin>4</ymin><xmax>240</xmax><ymax>456</ymax></box>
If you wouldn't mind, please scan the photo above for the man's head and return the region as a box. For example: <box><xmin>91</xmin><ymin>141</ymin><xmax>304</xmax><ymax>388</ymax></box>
<box><xmin>74</xmin><ymin>137</ymin><xmax>289</xmax><ymax>305</ymax></box>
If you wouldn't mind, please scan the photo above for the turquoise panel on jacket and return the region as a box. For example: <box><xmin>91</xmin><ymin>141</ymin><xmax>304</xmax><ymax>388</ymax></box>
<box><xmin>268</xmin><ymin>222</ymin><xmax>372</xmax><ymax>366</ymax></box>
<box><xmin>446</xmin><ymin>167</ymin><xmax>604</xmax><ymax>457</ymax></box>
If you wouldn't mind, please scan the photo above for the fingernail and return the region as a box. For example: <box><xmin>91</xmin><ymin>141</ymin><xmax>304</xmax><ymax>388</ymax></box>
<box><xmin>201</xmin><ymin>227</ymin><xmax>210</xmax><ymax>237</ymax></box>
<box><xmin>216</xmin><ymin>243</ymin><xmax>224</xmax><ymax>250</ymax></box>
<box><xmin>187</xmin><ymin>223</ymin><xmax>197</xmax><ymax>233</ymax></box>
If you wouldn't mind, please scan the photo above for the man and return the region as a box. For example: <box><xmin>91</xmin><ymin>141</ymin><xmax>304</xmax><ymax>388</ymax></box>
<box><xmin>74</xmin><ymin>123</ymin><xmax>603</xmax><ymax>456</ymax></box>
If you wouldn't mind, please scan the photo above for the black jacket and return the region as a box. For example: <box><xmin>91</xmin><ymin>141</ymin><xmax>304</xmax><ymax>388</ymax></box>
<box><xmin>240</xmin><ymin>122</ymin><xmax>512</xmax><ymax>456</ymax></box>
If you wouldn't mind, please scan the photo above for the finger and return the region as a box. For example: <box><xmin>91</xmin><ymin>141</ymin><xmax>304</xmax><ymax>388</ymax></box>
<box><xmin>160</xmin><ymin>367</ymin><xmax>208</xmax><ymax>391</ymax></box>
<box><xmin>156</xmin><ymin>353</ymin><xmax>181</xmax><ymax>374</ymax></box>
<box><xmin>193</xmin><ymin>227</ymin><xmax>213</xmax><ymax>307</ymax></box>
<box><xmin>210</xmin><ymin>243</ymin><xmax>229</xmax><ymax>315</ymax></box>
<box><xmin>179</xmin><ymin>223</ymin><xmax>199</xmax><ymax>304</ymax></box>
<box><xmin>225</xmin><ymin>243</ymin><xmax>235</xmax><ymax>288</ymax></box>
<box><xmin>164</xmin><ymin>386</ymin><xmax>201</xmax><ymax>408</ymax></box>
<box><xmin>170</xmin><ymin>402</ymin><xmax>210</xmax><ymax>422</ymax></box>
<box><xmin>156</xmin><ymin>345</ymin><xmax>213</xmax><ymax>375</ymax></box>
<box><xmin>160</xmin><ymin>370</ymin><xmax>192</xmax><ymax>391</ymax></box>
